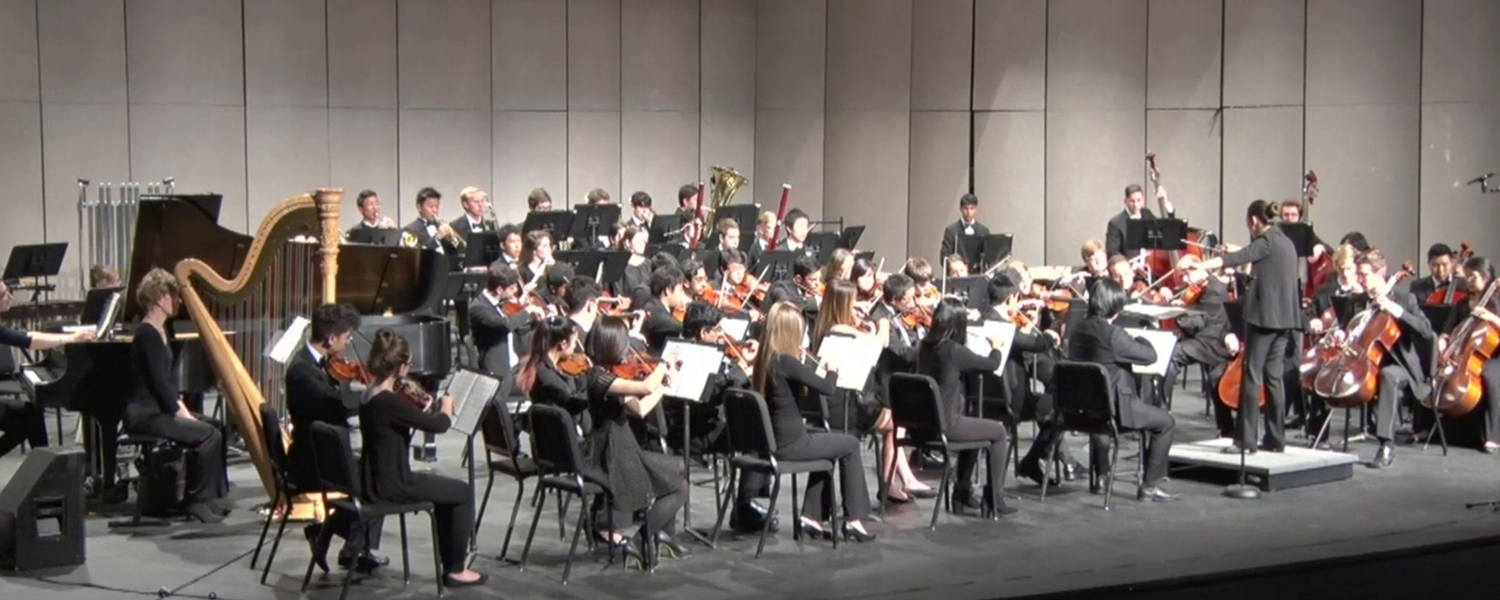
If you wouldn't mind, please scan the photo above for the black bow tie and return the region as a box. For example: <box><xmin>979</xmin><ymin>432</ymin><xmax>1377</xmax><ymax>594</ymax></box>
<box><xmin>317</xmin><ymin>355</ymin><xmax>330</xmax><ymax>368</ymax></box>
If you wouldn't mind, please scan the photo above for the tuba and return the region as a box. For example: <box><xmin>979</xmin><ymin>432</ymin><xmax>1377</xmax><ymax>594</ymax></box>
<box><xmin>704</xmin><ymin>165</ymin><xmax>749</xmax><ymax>239</ymax></box>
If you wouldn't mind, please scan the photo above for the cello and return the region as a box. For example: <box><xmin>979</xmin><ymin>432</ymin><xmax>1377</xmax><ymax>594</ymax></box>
<box><xmin>1216</xmin><ymin>352</ymin><xmax>1265</xmax><ymax>410</ymax></box>
<box><xmin>1312</xmin><ymin>261</ymin><xmax>1416</xmax><ymax>408</ymax></box>
<box><xmin>1425</xmin><ymin>277</ymin><xmax>1500</xmax><ymax>417</ymax></box>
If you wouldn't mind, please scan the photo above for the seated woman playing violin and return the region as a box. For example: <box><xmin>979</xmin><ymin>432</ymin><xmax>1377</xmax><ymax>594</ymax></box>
<box><xmin>902</xmin><ymin>257</ymin><xmax>942</xmax><ymax>310</ymax></box>
<box><xmin>946</xmin><ymin>254</ymin><xmax>970</xmax><ymax>278</ymax></box>
<box><xmin>822</xmin><ymin>248</ymin><xmax>854</xmax><ymax>284</ymax></box>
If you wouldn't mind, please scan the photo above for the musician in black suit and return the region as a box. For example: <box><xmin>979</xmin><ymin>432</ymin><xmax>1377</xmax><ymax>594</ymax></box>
<box><xmin>401</xmin><ymin>187</ymin><xmax>453</xmax><ymax>253</ymax></box>
<box><xmin>626</xmin><ymin>191</ymin><xmax>654</xmax><ymax>230</ymax></box>
<box><xmin>1104</xmin><ymin>183</ymin><xmax>1174</xmax><ymax>258</ymax></box>
<box><xmin>491</xmin><ymin>223</ymin><xmax>523</xmax><ymax>271</ymax></box>
<box><xmin>449</xmin><ymin>186</ymin><xmax>494</xmax><ymax>245</ymax></box>
<box><xmin>939</xmin><ymin>193</ymin><xmax>990</xmax><ymax>268</ymax></box>
<box><xmin>1409</xmin><ymin>243</ymin><xmax>1459</xmax><ymax>304</ymax></box>
<box><xmin>526</xmin><ymin>187</ymin><xmax>553</xmax><ymax>212</ymax></box>
<box><xmin>1350</xmin><ymin>249</ymin><xmax>1434</xmax><ymax>467</ymax></box>
<box><xmin>640</xmin><ymin>265</ymin><xmax>688</xmax><ymax>353</ymax></box>
<box><xmin>345</xmin><ymin>189</ymin><xmax>396</xmax><ymax>237</ymax></box>
<box><xmin>780</xmin><ymin>208</ymin><xmax>815</xmax><ymax>258</ymax></box>
<box><xmin>762</xmin><ymin>255</ymin><xmax>822</xmax><ymax>328</ymax></box>
<box><xmin>1066</xmin><ymin>279</ymin><xmax>1178</xmax><ymax>501</ymax></box>
<box><xmin>284</xmin><ymin>303</ymin><xmax>387</xmax><ymax>572</ymax></box>
<box><xmin>469</xmin><ymin>265</ymin><xmax>543</xmax><ymax>377</ymax></box>
<box><xmin>746</xmin><ymin>210</ymin><xmax>775</xmax><ymax>265</ymax></box>
<box><xmin>866</xmin><ymin>273</ymin><xmax>939</xmax><ymax>501</ymax></box>
<box><xmin>0</xmin><ymin>281</ymin><xmax>96</xmax><ymax>458</ymax></box>
<box><xmin>1195</xmin><ymin>200</ymin><xmax>1302</xmax><ymax>453</ymax></box>
<box><xmin>1161</xmin><ymin>257</ymin><xmax>1239</xmax><ymax>437</ymax></box>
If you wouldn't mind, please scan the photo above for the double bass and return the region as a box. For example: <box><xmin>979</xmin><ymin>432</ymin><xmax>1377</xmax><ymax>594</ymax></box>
<box><xmin>1425</xmin><ymin>278</ymin><xmax>1500</xmax><ymax>417</ymax></box>
<box><xmin>1311</xmin><ymin>262</ymin><xmax>1415</xmax><ymax>408</ymax></box>
<box><xmin>1299</xmin><ymin>171</ymin><xmax>1331</xmax><ymax>300</ymax></box>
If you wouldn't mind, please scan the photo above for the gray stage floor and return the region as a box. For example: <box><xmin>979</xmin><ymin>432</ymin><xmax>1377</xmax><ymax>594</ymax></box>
<box><xmin>4</xmin><ymin>383</ymin><xmax>1500</xmax><ymax>600</ymax></box>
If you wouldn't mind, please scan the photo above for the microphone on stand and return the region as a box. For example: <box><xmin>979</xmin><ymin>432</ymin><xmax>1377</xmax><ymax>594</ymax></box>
<box><xmin>1467</xmin><ymin>173</ymin><xmax>1496</xmax><ymax>192</ymax></box>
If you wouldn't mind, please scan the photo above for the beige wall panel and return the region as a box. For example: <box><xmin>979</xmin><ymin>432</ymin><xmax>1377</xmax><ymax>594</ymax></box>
<box><xmin>247</xmin><ymin>107</ymin><xmax>331</xmax><ymax>227</ymax></box>
<box><xmin>1223</xmin><ymin>0</ymin><xmax>1303</xmax><ymax>107</ymax></box>
<box><xmin>973</xmin><ymin>0</ymin><xmax>1046</xmax><ymax>111</ymax></box>
<box><xmin>1145</xmin><ymin>110</ymin><xmax>1222</xmax><ymax>235</ymax></box>
<box><xmin>700</xmin><ymin>111</ymin><xmax>756</xmax><ymax>206</ymax></box>
<box><xmin>700</xmin><ymin>0</ymin><xmax>756</xmax><ymax>113</ymax></box>
<box><xmin>753</xmin><ymin>109</ymin><xmax>824</xmax><ymax>219</ymax></box>
<box><xmin>824</xmin><ymin>110</ymin><xmax>909</xmax><ymax>261</ymax></box>
<box><xmin>1422</xmin><ymin>0</ymin><xmax>1500</xmax><ymax>103</ymax></box>
<box><xmin>755</xmin><ymin>0</ymin><xmax>825</xmax><ymax>111</ymax></box>
<box><xmin>397</xmin><ymin>109</ymin><xmax>492</xmax><ymax>224</ymax></box>
<box><xmin>912</xmin><ymin>0</ymin><xmax>973</xmax><ymax>112</ymax></box>
<box><xmin>568</xmin><ymin>110</ymin><xmax>622</xmax><ymax>208</ymax></box>
<box><xmin>1420</xmin><ymin>103</ymin><xmax>1500</xmax><ymax>262</ymax></box>
<box><xmin>1221</xmin><ymin>107</ymin><xmax>1303</xmax><ymax>248</ymax></box>
<box><xmin>974</xmin><ymin>111</ymin><xmax>1045</xmax><ymax>265</ymax></box>
<box><xmin>568</xmin><ymin>0</ymin><xmax>622</xmax><ymax>111</ymax></box>
<box><xmin>126</xmin><ymin>0</ymin><xmax>243</xmax><ymax>106</ymax></box>
<box><xmin>1045</xmin><ymin>0</ymin><xmax>1146</xmax><ymax>111</ymax></box>
<box><xmin>129</xmin><ymin>104</ymin><xmax>247</xmax><ymax>231</ymax></box>
<box><xmin>0</xmin><ymin>0</ymin><xmax>39</xmax><ymax>102</ymax></box>
<box><xmin>329</xmin><ymin>108</ymin><xmax>398</xmax><ymax>227</ymax></box>
<box><xmin>1306</xmin><ymin>0</ymin><xmax>1421</xmax><ymax>107</ymax></box>
<box><xmin>622</xmin><ymin>111</ymin><xmax>700</xmax><ymax>209</ymax></box>
<box><xmin>909</xmin><ymin>111</ymin><xmax>973</xmax><ymax>264</ymax></box>
<box><xmin>328</xmin><ymin>0</ymin><xmax>398</xmax><ymax>109</ymax></box>
<box><xmin>493</xmin><ymin>0</ymin><xmax>567</xmax><ymax>111</ymax></box>
<box><xmin>397</xmin><ymin>0</ymin><xmax>490</xmax><ymax>110</ymax></box>
<box><xmin>1305</xmin><ymin>104</ymin><xmax>1421</xmax><ymax>265</ymax></box>
<box><xmin>38</xmin><ymin>0</ymin><xmax>127</xmax><ymax>104</ymax></box>
<box><xmin>1046</xmin><ymin>109</ymin><xmax>1144</xmax><ymax>264</ymax></box>
<box><xmin>827</xmin><ymin>0</ymin><xmax>912</xmax><ymax>111</ymax></box>
<box><xmin>1146</xmin><ymin>0</ymin><xmax>1222</xmax><ymax>109</ymax></box>
<box><xmin>493</xmin><ymin>111</ymin><xmax>566</xmax><ymax>222</ymax></box>
<box><xmin>0</xmin><ymin>103</ymin><xmax>45</xmax><ymax>257</ymax></box>
<box><xmin>622</xmin><ymin>0</ymin><xmax>699</xmax><ymax>111</ymax></box>
<box><xmin>245</xmin><ymin>0</ymin><xmax>327</xmax><ymax>107</ymax></box>
<box><xmin>41</xmin><ymin>103</ymin><xmax>131</xmax><ymax>278</ymax></box>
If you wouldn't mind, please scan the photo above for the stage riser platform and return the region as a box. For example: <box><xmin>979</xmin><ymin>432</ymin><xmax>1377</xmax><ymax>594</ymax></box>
<box><xmin>1168</xmin><ymin>438</ymin><xmax>1359</xmax><ymax>492</ymax></box>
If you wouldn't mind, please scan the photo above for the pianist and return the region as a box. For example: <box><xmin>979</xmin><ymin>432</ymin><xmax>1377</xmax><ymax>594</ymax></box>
<box><xmin>0</xmin><ymin>280</ymin><xmax>97</xmax><ymax>458</ymax></box>
<box><xmin>121</xmin><ymin>269</ymin><xmax>229</xmax><ymax>523</ymax></box>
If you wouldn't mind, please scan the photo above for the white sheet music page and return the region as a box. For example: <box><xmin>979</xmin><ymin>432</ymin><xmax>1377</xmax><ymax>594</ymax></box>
<box><xmin>266</xmin><ymin>316</ymin><xmax>311</xmax><ymax>364</ymax></box>
<box><xmin>1123</xmin><ymin>328</ymin><xmax>1178</xmax><ymax>376</ymax></box>
<box><xmin>445</xmin><ymin>369</ymin><xmax>502</xmax><ymax>436</ymax></box>
<box><xmin>964</xmin><ymin>320</ymin><xmax>1016</xmax><ymax>377</ymax></box>
<box><xmin>660</xmin><ymin>339</ymin><xmax>725</xmax><ymax>401</ymax></box>
<box><xmin>719</xmin><ymin>317</ymin><xmax>750</xmax><ymax>341</ymax></box>
<box><xmin>818</xmin><ymin>333</ymin><xmax>883</xmax><ymax>391</ymax></box>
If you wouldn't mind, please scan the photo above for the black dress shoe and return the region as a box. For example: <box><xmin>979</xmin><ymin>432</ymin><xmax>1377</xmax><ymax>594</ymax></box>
<box><xmin>840</xmin><ymin>523</ymin><xmax>877</xmax><ymax>543</ymax></box>
<box><xmin>1370</xmin><ymin>444</ymin><xmax>1395</xmax><ymax>469</ymax></box>
<box><xmin>304</xmin><ymin>524</ymin><xmax>329</xmax><ymax>574</ymax></box>
<box><xmin>338</xmin><ymin>551</ymin><xmax>389</xmax><ymax>572</ymax></box>
<box><xmin>906</xmin><ymin>487</ymin><xmax>938</xmax><ymax>499</ymax></box>
<box><xmin>951</xmin><ymin>489</ymin><xmax>982</xmax><ymax>510</ymax></box>
<box><xmin>655</xmin><ymin>530</ymin><xmax>692</xmax><ymax>559</ymax></box>
<box><xmin>1089</xmin><ymin>475</ymin><xmax>1111</xmax><ymax>495</ymax></box>
<box><xmin>1138</xmin><ymin>485</ymin><xmax>1179</xmax><ymax>502</ymax></box>
<box><xmin>1259</xmin><ymin>442</ymin><xmax>1286</xmax><ymax>453</ymax></box>
<box><xmin>607</xmin><ymin>535</ymin><xmax>646</xmax><ymax>569</ymax></box>
<box><xmin>729</xmin><ymin>504</ymin><xmax>779</xmax><ymax>534</ymax></box>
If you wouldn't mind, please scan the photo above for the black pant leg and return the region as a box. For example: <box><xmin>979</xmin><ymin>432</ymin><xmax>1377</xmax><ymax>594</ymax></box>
<box><xmin>1376</xmin><ymin>365</ymin><xmax>1408</xmax><ymax>442</ymax></box>
<box><xmin>775</xmin><ymin>433</ymin><xmax>871</xmax><ymax>522</ymax></box>
<box><xmin>0</xmin><ymin>397</ymin><xmax>46</xmax><ymax>457</ymax></box>
<box><xmin>1130</xmin><ymin>403</ymin><xmax>1176</xmax><ymax>486</ymax></box>
<box><xmin>128</xmin><ymin>413</ymin><xmax>224</xmax><ymax>502</ymax></box>
<box><xmin>946</xmin><ymin>417</ymin><xmax>1009</xmax><ymax>503</ymax></box>
<box><xmin>1261</xmin><ymin>331</ymin><xmax>1291</xmax><ymax>447</ymax></box>
<box><xmin>1483</xmin><ymin>359</ymin><xmax>1500</xmax><ymax>444</ymax></box>
<box><xmin>1241</xmin><ymin>327</ymin><xmax>1281</xmax><ymax>448</ymax></box>
<box><xmin>409</xmin><ymin>473</ymin><xmax>474</xmax><ymax>573</ymax></box>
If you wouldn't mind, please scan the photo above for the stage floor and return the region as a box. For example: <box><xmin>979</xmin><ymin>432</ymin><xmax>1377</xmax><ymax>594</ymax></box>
<box><xmin>4</xmin><ymin>385</ymin><xmax>1500</xmax><ymax>600</ymax></box>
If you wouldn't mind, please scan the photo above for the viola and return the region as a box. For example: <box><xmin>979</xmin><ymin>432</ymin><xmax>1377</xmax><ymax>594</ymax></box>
<box><xmin>900</xmin><ymin>305</ymin><xmax>933</xmax><ymax>330</ymax></box>
<box><xmin>326</xmin><ymin>355</ymin><xmax>373</xmax><ymax>385</ymax></box>
<box><xmin>1177</xmin><ymin>279</ymin><xmax>1206</xmax><ymax>306</ymax></box>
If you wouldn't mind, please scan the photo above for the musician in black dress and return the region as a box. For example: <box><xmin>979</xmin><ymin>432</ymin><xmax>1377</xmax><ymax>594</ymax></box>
<box><xmin>121</xmin><ymin>269</ymin><xmax>228</xmax><ymax>523</ymax></box>
<box><xmin>616</xmin><ymin>226</ymin><xmax>652</xmax><ymax>306</ymax></box>
<box><xmin>1066</xmin><ymin>280</ymin><xmax>1178</xmax><ymax>501</ymax></box>
<box><xmin>358</xmin><ymin>330</ymin><xmax>486</xmax><ymax>587</ymax></box>
<box><xmin>916</xmin><ymin>298</ymin><xmax>1018</xmax><ymax>517</ymax></box>
<box><xmin>751</xmin><ymin>302</ymin><xmax>875</xmax><ymax>541</ymax></box>
<box><xmin>1438</xmin><ymin>256</ymin><xmax>1500</xmax><ymax>453</ymax></box>
<box><xmin>1194</xmin><ymin>200</ymin><xmax>1302</xmax><ymax>453</ymax></box>
<box><xmin>517</xmin><ymin>230</ymin><xmax>555</xmax><ymax>284</ymax></box>
<box><xmin>285</xmin><ymin>303</ymin><xmax>385</xmax><ymax>571</ymax></box>
<box><xmin>0</xmin><ymin>280</ymin><xmax>97</xmax><ymax>458</ymax></box>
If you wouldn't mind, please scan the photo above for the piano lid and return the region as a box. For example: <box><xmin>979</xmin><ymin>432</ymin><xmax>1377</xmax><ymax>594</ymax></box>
<box><xmin>123</xmin><ymin>194</ymin><xmax>448</xmax><ymax>320</ymax></box>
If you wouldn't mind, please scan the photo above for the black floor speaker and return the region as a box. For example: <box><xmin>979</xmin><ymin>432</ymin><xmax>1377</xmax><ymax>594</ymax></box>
<box><xmin>0</xmin><ymin>447</ymin><xmax>86</xmax><ymax>571</ymax></box>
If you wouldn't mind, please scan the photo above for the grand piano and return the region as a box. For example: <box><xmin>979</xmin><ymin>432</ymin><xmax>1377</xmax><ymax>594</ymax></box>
<box><xmin>27</xmin><ymin>193</ymin><xmax>453</xmax><ymax>497</ymax></box>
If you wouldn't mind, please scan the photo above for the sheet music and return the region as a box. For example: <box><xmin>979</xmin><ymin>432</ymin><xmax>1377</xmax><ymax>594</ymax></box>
<box><xmin>266</xmin><ymin>316</ymin><xmax>311</xmax><ymax>364</ymax></box>
<box><xmin>444</xmin><ymin>369</ymin><xmax>502</xmax><ymax>437</ymax></box>
<box><xmin>719</xmin><ymin>317</ymin><xmax>750</xmax><ymax>341</ymax></box>
<box><xmin>818</xmin><ymin>333</ymin><xmax>883</xmax><ymax>391</ymax></box>
<box><xmin>1121</xmin><ymin>304</ymin><xmax>1189</xmax><ymax>321</ymax></box>
<box><xmin>1123</xmin><ymin>328</ymin><xmax>1178</xmax><ymax>376</ymax></box>
<box><xmin>660</xmin><ymin>339</ymin><xmax>725</xmax><ymax>401</ymax></box>
<box><xmin>96</xmin><ymin>292</ymin><xmax>121</xmax><ymax>336</ymax></box>
<box><xmin>963</xmin><ymin>321</ymin><xmax>1017</xmax><ymax>377</ymax></box>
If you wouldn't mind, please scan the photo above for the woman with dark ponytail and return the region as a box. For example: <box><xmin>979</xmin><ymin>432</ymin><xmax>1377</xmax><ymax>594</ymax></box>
<box><xmin>1193</xmin><ymin>199</ymin><xmax>1302</xmax><ymax>454</ymax></box>
<box><xmin>359</xmin><ymin>329</ymin><xmax>487</xmax><ymax>587</ymax></box>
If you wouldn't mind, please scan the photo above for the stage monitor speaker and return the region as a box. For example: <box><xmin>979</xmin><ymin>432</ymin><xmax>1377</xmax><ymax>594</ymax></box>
<box><xmin>0</xmin><ymin>447</ymin><xmax>86</xmax><ymax>571</ymax></box>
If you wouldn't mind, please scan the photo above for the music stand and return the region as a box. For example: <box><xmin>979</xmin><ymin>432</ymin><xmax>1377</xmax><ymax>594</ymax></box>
<box><xmin>81</xmin><ymin>286</ymin><xmax>125</xmax><ymax>326</ymax></box>
<box><xmin>521</xmin><ymin>210</ymin><xmax>575</xmax><ymax>239</ymax></box>
<box><xmin>1277</xmin><ymin>223</ymin><xmax>1316</xmax><ymax>259</ymax></box>
<box><xmin>3</xmin><ymin>243</ymin><xmax>68</xmax><ymax>284</ymax></box>
<box><xmin>853</xmin><ymin>250</ymin><xmax>875</xmax><ymax>266</ymax></box>
<box><xmin>752</xmin><ymin>250</ymin><xmax>799</xmax><ymax>283</ymax></box>
<box><xmin>462</xmin><ymin>232</ymin><xmax>502</xmax><ymax>269</ymax></box>
<box><xmin>941</xmin><ymin>275</ymin><xmax>990</xmax><ymax>310</ymax></box>
<box><xmin>570</xmin><ymin>204</ymin><xmax>621</xmax><ymax>246</ymax></box>
<box><xmin>805</xmin><ymin>232</ymin><xmax>840</xmax><ymax>263</ymax></box>
<box><xmin>649</xmin><ymin>214</ymin><xmax>684</xmax><ymax>245</ymax></box>
<box><xmin>836</xmin><ymin>226</ymin><xmax>865</xmax><ymax>250</ymax></box>
<box><xmin>346</xmin><ymin>228</ymin><xmax>402</xmax><ymax>246</ymax></box>
<box><xmin>953</xmin><ymin>235</ymin><xmax>984</xmax><ymax>269</ymax></box>
<box><xmin>646</xmin><ymin>243</ymin><xmax>688</xmax><ymax>262</ymax></box>
<box><xmin>980</xmin><ymin>233</ymin><xmax>1013</xmax><ymax>272</ymax></box>
<box><xmin>1125</xmin><ymin>218</ymin><xmax>1187</xmax><ymax>279</ymax></box>
<box><xmin>695</xmin><ymin>250</ymin><xmax>723</xmax><ymax>279</ymax></box>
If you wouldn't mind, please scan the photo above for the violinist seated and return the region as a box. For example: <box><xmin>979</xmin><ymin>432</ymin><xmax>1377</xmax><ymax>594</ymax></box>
<box><xmin>1341</xmin><ymin>250</ymin><xmax>1434</xmax><ymax>468</ymax></box>
<box><xmin>1106</xmin><ymin>255</ymin><xmax>1152</xmax><ymax>329</ymax></box>
<box><xmin>538</xmin><ymin>263</ymin><xmax>575</xmax><ymax>310</ymax></box>
<box><xmin>1158</xmin><ymin>257</ymin><xmax>1239</xmax><ymax>438</ymax></box>
<box><xmin>0</xmin><ymin>279</ymin><xmax>97</xmax><ymax>460</ymax></box>
<box><xmin>1410</xmin><ymin>243</ymin><xmax>1461</xmax><ymax>305</ymax></box>
<box><xmin>1434</xmin><ymin>256</ymin><xmax>1500</xmax><ymax>453</ymax></box>
<box><xmin>715</xmin><ymin>248</ymin><xmax>764</xmax><ymax>320</ymax></box>
<box><xmin>867</xmin><ymin>273</ymin><xmax>939</xmax><ymax>502</ymax></box>
<box><xmin>470</xmin><ymin>264</ymin><xmax>545</xmax><ymax>378</ymax></box>
<box><xmin>763</xmin><ymin>255</ymin><xmax>824</xmax><ymax>329</ymax></box>
<box><xmin>1065</xmin><ymin>279</ymin><xmax>1178</xmax><ymax>501</ymax></box>
<box><xmin>945</xmin><ymin>254</ymin><xmax>970</xmax><ymax>278</ymax></box>
<box><xmin>980</xmin><ymin>275</ymin><xmax>1088</xmax><ymax>485</ymax></box>
<box><xmin>903</xmin><ymin>257</ymin><xmax>942</xmax><ymax>310</ymax></box>
<box><xmin>285</xmin><ymin>303</ymin><xmax>388</xmax><ymax>572</ymax></box>
<box><xmin>641</xmin><ymin>264</ymin><xmax>690</xmax><ymax>353</ymax></box>
<box><xmin>1063</xmin><ymin>239</ymin><xmax>1112</xmax><ymax>298</ymax></box>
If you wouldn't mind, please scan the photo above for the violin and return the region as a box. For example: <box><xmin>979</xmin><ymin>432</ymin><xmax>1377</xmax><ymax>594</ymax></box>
<box><xmin>799</xmin><ymin>280</ymin><xmax>826</xmax><ymax>299</ymax></box>
<box><xmin>394</xmin><ymin>376</ymin><xmax>435</xmax><ymax>410</ymax></box>
<box><xmin>610</xmin><ymin>350</ymin><xmax>672</xmax><ymax>381</ymax></box>
<box><xmin>900</xmin><ymin>305</ymin><xmax>933</xmax><ymax>330</ymax></box>
<box><xmin>557</xmin><ymin>352</ymin><xmax>593</xmax><ymax>377</ymax></box>
<box><xmin>699</xmin><ymin>286</ymin><xmax>746</xmax><ymax>312</ymax></box>
<box><xmin>502</xmin><ymin>294</ymin><xmax>544</xmax><ymax>315</ymax></box>
<box><xmin>326</xmin><ymin>354</ymin><xmax>373</xmax><ymax>385</ymax></box>
<box><xmin>1424</xmin><ymin>241</ymin><xmax>1471</xmax><ymax>305</ymax></box>
<box><xmin>1176</xmin><ymin>279</ymin><xmax>1206</xmax><ymax>306</ymax></box>
<box><xmin>1011</xmin><ymin>311</ymin><xmax>1035</xmax><ymax>332</ymax></box>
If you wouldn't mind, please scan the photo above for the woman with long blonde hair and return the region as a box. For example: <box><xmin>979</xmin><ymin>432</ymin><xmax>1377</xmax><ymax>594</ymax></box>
<box><xmin>750</xmin><ymin>302</ymin><xmax>875</xmax><ymax>542</ymax></box>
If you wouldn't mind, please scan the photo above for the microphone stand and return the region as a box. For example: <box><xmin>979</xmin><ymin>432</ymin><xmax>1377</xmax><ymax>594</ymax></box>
<box><xmin>1223</xmin><ymin>417</ymin><xmax>1261</xmax><ymax>500</ymax></box>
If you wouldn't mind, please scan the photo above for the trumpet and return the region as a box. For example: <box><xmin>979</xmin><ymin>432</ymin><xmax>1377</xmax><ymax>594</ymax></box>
<box><xmin>400</xmin><ymin>220</ymin><xmax>467</xmax><ymax>249</ymax></box>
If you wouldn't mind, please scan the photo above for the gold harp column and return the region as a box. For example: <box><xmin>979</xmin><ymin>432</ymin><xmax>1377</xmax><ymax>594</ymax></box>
<box><xmin>314</xmin><ymin>188</ymin><xmax>343</xmax><ymax>302</ymax></box>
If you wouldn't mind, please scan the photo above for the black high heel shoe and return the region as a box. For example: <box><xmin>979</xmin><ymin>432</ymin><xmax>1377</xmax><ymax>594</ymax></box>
<box><xmin>841</xmin><ymin>522</ymin><xmax>876</xmax><ymax>543</ymax></box>
<box><xmin>655</xmin><ymin>530</ymin><xmax>692</xmax><ymax>559</ymax></box>
<box><xmin>303</xmin><ymin>524</ymin><xmax>330</xmax><ymax>574</ymax></box>
<box><xmin>603</xmin><ymin>534</ymin><xmax>646</xmax><ymax>569</ymax></box>
<box><xmin>797</xmin><ymin>517</ymin><xmax>833</xmax><ymax>541</ymax></box>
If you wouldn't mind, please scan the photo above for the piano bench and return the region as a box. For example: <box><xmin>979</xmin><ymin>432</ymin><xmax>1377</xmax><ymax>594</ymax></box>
<box><xmin>110</xmin><ymin>434</ymin><xmax>182</xmax><ymax>528</ymax></box>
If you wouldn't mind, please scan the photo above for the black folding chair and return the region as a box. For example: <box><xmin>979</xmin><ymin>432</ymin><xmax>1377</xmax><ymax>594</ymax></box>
<box><xmin>1042</xmin><ymin>361</ymin><xmax>1145</xmax><ymax>510</ymax></box>
<box><xmin>709</xmin><ymin>389</ymin><xmax>839</xmax><ymax>557</ymax></box>
<box><xmin>474</xmin><ymin>400</ymin><xmax>538</xmax><ymax>563</ymax></box>
<box><xmin>520</xmin><ymin>404</ymin><xmax>631</xmax><ymax>583</ymax></box>
<box><xmin>886</xmin><ymin>373</ymin><xmax>1004</xmax><ymax>527</ymax></box>
<box><xmin>251</xmin><ymin>404</ymin><xmax>300</xmax><ymax>582</ymax></box>
<box><xmin>301</xmin><ymin>423</ymin><xmax>443</xmax><ymax>599</ymax></box>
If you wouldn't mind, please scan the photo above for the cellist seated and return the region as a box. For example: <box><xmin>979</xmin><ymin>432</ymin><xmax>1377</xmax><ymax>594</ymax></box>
<box><xmin>1341</xmin><ymin>250</ymin><xmax>1433</xmax><ymax>468</ymax></box>
<box><xmin>1433</xmin><ymin>256</ymin><xmax>1500</xmax><ymax>453</ymax></box>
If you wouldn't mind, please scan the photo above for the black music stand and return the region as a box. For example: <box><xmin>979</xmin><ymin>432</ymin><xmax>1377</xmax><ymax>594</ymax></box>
<box><xmin>650</xmin><ymin>214</ymin><xmax>684</xmax><ymax>245</ymax></box>
<box><xmin>695</xmin><ymin>250</ymin><xmax>723</xmax><ymax>279</ymax></box>
<box><xmin>646</xmin><ymin>243</ymin><xmax>688</xmax><ymax>262</ymax></box>
<box><xmin>81</xmin><ymin>286</ymin><xmax>124</xmax><ymax>327</ymax></box>
<box><xmin>463</xmin><ymin>232</ymin><xmax>502</xmax><ymax>269</ymax></box>
<box><xmin>941</xmin><ymin>276</ymin><xmax>990</xmax><ymax>310</ymax></box>
<box><xmin>853</xmin><ymin>250</ymin><xmax>875</xmax><ymax>266</ymax></box>
<box><xmin>4</xmin><ymin>243</ymin><xmax>67</xmax><ymax>283</ymax></box>
<box><xmin>805</xmin><ymin>232</ymin><xmax>840</xmax><ymax>263</ymax></box>
<box><xmin>1125</xmin><ymin>219</ymin><xmax>1187</xmax><ymax>278</ymax></box>
<box><xmin>835</xmin><ymin>226</ymin><xmax>865</xmax><ymax>251</ymax></box>
<box><xmin>952</xmin><ymin>235</ymin><xmax>984</xmax><ymax>269</ymax></box>
<box><xmin>753</xmin><ymin>250</ymin><xmax>799</xmax><ymax>283</ymax></box>
<box><xmin>569</xmin><ymin>204</ymin><xmax>621</xmax><ymax>247</ymax></box>
<box><xmin>1278</xmin><ymin>223</ymin><xmax>1316</xmax><ymax>259</ymax></box>
<box><xmin>347</xmin><ymin>228</ymin><xmax>401</xmax><ymax>246</ymax></box>
<box><xmin>979</xmin><ymin>233</ymin><xmax>1013</xmax><ymax>273</ymax></box>
<box><xmin>521</xmin><ymin>210</ymin><xmax>574</xmax><ymax>238</ymax></box>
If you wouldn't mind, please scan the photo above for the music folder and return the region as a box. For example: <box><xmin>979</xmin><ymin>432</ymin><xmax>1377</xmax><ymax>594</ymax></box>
<box><xmin>963</xmin><ymin>320</ymin><xmax>1017</xmax><ymax>377</ymax></box>
<box><xmin>444</xmin><ymin>368</ymin><xmax>502</xmax><ymax>437</ymax></box>
<box><xmin>818</xmin><ymin>333</ymin><xmax>883</xmax><ymax>391</ymax></box>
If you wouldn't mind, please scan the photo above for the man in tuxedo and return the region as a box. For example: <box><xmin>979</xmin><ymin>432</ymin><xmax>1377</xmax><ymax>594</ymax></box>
<box><xmin>401</xmin><ymin>187</ymin><xmax>450</xmax><ymax>253</ymax></box>
<box><xmin>449</xmin><ymin>186</ymin><xmax>493</xmax><ymax>244</ymax></box>
<box><xmin>712</xmin><ymin>217</ymin><xmax>741</xmax><ymax>253</ymax></box>
<box><xmin>940</xmin><ymin>193</ymin><xmax>990</xmax><ymax>268</ymax></box>
<box><xmin>746</xmin><ymin>210</ymin><xmax>776</xmax><ymax>265</ymax></box>
<box><xmin>470</xmin><ymin>265</ymin><xmax>543</xmax><ymax>377</ymax></box>
<box><xmin>346</xmin><ymin>190</ymin><xmax>396</xmax><ymax>238</ymax></box>
<box><xmin>1066</xmin><ymin>279</ymin><xmax>1178</xmax><ymax>501</ymax></box>
<box><xmin>626</xmin><ymin>191</ymin><xmax>654</xmax><ymax>230</ymax></box>
<box><xmin>491</xmin><ymin>223</ymin><xmax>523</xmax><ymax>271</ymax></box>
<box><xmin>1352</xmin><ymin>249</ymin><xmax>1434</xmax><ymax>467</ymax></box>
<box><xmin>763</xmin><ymin>255</ymin><xmax>822</xmax><ymax>328</ymax></box>
<box><xmin>1410</xmin><ymin>243</ymin><xmax>1459</xmax><ymax>304</ymax></box>
<box><xmin>640</xmin><ymin>265</ymin><xmax>688</xmax><ymax>353</ymax></box>
<box><xmin>285</xmin><ymin>303</ymin><xmax>387</xmax><ymax>571</ymax></box>
<box><xmin>780</xmin><ymin>208</ymin><xmax>814</xmax><ymax>258</ymax></box>
<box><xmin>1104</xmin><ymin>183</ymin><xmax>1174</xmax><ymax>258</ymax></box>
